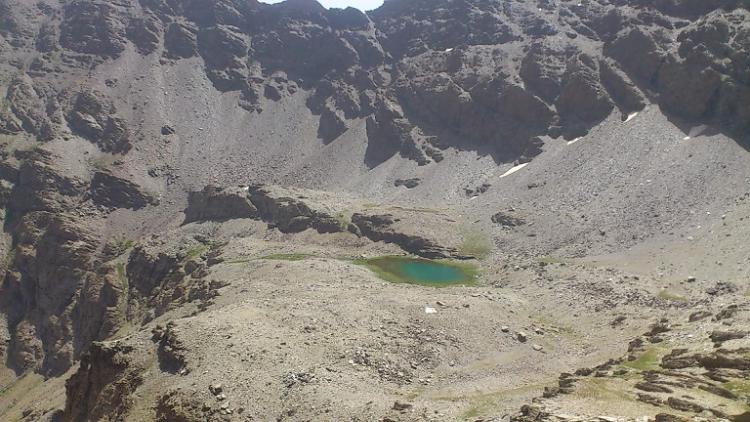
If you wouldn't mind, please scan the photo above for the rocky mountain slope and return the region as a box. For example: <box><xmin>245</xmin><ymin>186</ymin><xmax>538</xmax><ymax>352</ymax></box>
<box><xmin>0</xmin><ymin>0</ymin><xmax>748</xmax><ymax>421</ymax></box>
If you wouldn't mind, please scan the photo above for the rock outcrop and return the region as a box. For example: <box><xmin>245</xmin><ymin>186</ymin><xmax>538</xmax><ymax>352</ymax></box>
<box><xmin>62</xmin><ymin>342</ymin><xmax>144</xmax><ymax>422</ymax></box>
<box><xmin>1</xmin><ymin>212</ymin><xmax>121</xmax><ymax>376</ymax></box>
<box><xmin>9</xmin><ymin>149</ymin><xmax>86</xmax><ymax>214</ymax></box>
<box><xmin>183</xmin><ymin>185</ymin><xmax>258</xmax><ymax>224</ymax></box>
<box><xmin>3</xmin><ymin>0</ymin><xmax>746</xmax><ymax>169</ymax></box>
<box><xmin>248</xmin><ymin>185</ymin><xmax>343</xmax><ymax>234</ymax></box>
<box><xmin>90</xmin><ymin>170</ymin><xmax>157</xmax><ymax>210</ymax></box>
<box><xmin>64</xmin><ymin>90</ymin><xmax>131</xmax><ymax>154</ymax></box>
<box><xmin>351</xmin><ymin>213</ymin><xmax>469</xmax><ymax>260</ymax></box>
<box><xmin>156</xmin><ymin>389</ymin><xmax>223</xmax><ymax>422</ymax></box>
<box><xmin>4</xmin><ymin>74</ymin><xmax>55</xmax><ymax>141</ymax></box>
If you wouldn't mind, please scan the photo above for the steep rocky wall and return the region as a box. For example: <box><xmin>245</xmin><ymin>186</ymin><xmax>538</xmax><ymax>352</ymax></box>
<box><xmin>2</xmin><ymin>0</ymin><xmax>746</xmax><ymax>171</ymax></box>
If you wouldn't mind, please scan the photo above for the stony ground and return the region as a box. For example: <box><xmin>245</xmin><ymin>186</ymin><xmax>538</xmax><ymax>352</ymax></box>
<box><xmin>0</xmin><ymin>0</ymin><xmax>749</xmax><ymax>421</ymax></box>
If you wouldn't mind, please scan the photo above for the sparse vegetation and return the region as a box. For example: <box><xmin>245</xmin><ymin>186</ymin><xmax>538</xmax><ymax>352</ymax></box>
<box><xmin>260</xmin><ymin>253</ymin><xmax>312</xmax><ymax>261</ymax></box>
<box><xmin>184</xmin><ymin>244</ymin><xmax>210</xmax><ymax>260</ymax></box>
<box><xmin>87</xmin><ymin>153</ymin><xmax>117</xmax><ymax>170</ymax></box>
<box><xmin>458</xmin><ymin>225</ymin><xmax>492</xmax><ymax>259</ymax></box>
<box><xmin>104</xmin><ymin>235</ymin><xmax>134</xmax><ymax>258</ymax></box>
<box><xmin>335</xmin><ymin>212</ymin><xmax>351</xmax><ymax>231</ymax></box>
<box><xmin>657</xmin><ymin>290</ymin><xmax>688</xmax><ymax>302</ymax></box>
<box><xmin>622</xmin><ymin>348</ymin><xmax>663</xmax><ymax>372</ymax></box>
<box><xmin>538</xmin><ymin>256</ymin><xmax>566</xmax><ymax>265</ymax></box>
<box><xmin>225</xmin><ymin>253</ymin><xmax>315</xmax><ymax>264</ymax></box>
<box><xmin>725</xmin><ymin>380</ymin><xmax>750</xmax><ymax>397</ymax></box>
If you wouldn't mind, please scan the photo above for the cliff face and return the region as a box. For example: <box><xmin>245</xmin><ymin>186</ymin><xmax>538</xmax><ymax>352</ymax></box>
<box><xmin>1</xmin><ymin>0</ymin><xmax>748</xmax><ymax>166</ymax></box>
<box><xmin>0</xmin><ymin>0</ymin><xmax>748</xmax><ymax>420</ymax></box>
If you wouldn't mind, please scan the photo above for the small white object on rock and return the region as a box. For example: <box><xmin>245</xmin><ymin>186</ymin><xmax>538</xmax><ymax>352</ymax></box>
<box><xmin>532</xmin><ymin>344</ymin><xmax>543</xmax><ymax>351</ymax></box>
<box><xmin>425</xmin><ymin>306</ymin><xmax>437</xmax><ymax>314</ymax></box>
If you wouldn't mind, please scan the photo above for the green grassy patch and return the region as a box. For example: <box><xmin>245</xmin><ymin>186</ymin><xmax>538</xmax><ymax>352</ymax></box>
<box><xmin>335</xmin><ymin>212</ymin><xmax>351</xmax><ymax>231</ymax></box>
<box><xmin>458</xmin><ymin>225</ymin><xmax>492</xmax><ymax>259</ymax></box>
<box><xmin>725</xmin><ymin>380</ymin><xmax>750</xmax><ymax>397</ymax></box>
<box><xmin>225</xmin><ymin>253</ymin><xmax>314</xmax><ymax>264</ymax></box>
<box><xmin>184</xmin><ymin>244</ymin><xmax>210</xmax><ymax>260</ymax></box>
<box><xmin>538</xmin><ymin>256</ymin><xmax>565</xmax><ymax>265</ymax></box>
<box><xmin>87</xmin><ymin>154</ymin><xmax>117</xmax><ymax>171</ymax></box>
<box><xmin>429</xmin><ymin>383</ymin><xmax>545</xmax><ymax>420</ymax></box>
<box><xmin>622</xmin><ymin>347</ymin><xmax>663</xmax><ymax>372</ymax></box>
<box><xmin>573</xmin><ymin>377</ymin><xmax>638</xmax><ymax>402</ymax></box>
<box><xmin>361</xmin><ymin>202</ymin><xmax>380</xmax><ymax>209</ymax></box>
<box><xmin>105</xmin><ymin>236</ymin><xmax>134</xmax><ymax>258</ymax></box>
<box><xmin>657</xmin><ymin>290</ymin><xmax>688</xmax><ymax>302</ymax></box>
<box><xmin>115</xmin><ymin>262</ymin><xmax>126</xmax><ymax>284</ymax></box>
<box><xmin>260</xmin><ymin>253</ymin><xmax>312</xmax><ymax>261</ymax></box>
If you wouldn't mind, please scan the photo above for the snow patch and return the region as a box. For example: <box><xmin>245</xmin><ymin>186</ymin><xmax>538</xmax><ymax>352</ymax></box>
<box><xmin>625</xmin><ymin>112</ymin><xmax>638</xmax><ymax>123</ymax></box>
<box><xmin>500</xmin><ymin>163</ymin><xmax>528</xmax><ymax>178</ymax></box>
<box><xmin>567</xmin><ymin>137</ymin><xmax>583</xmax><ymax>145</ymax></box>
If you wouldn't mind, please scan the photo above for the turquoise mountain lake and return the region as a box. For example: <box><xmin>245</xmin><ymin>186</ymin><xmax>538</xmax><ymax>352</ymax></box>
<box><xmin>357</xmin><ymin>256</ymin><xmax>477</xmax><ymax>287</ymax></box>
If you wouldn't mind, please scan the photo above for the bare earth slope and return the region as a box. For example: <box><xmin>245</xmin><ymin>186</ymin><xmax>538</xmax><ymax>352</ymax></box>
<box><xmin>0</xmin><ymin>0</ymin><xmax>749</xmax><ymax>421</ymax></box>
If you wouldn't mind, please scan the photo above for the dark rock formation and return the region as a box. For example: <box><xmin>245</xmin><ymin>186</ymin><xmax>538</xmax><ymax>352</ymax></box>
<box><xmin>554</xmin><ymin>55</ymin><xmax>614</xmax><ymax>138</ymax></box>
<box><xmin>124</xmin><ymin>240</ymin><xmax>223</xmax><ymax>324</ymax></box>
<box><xmin>248</xmin><ymin>185</ymin><xmax>342</xmax><ymax>234</ymax></box>
<box><xmin>5</xmin><ymin>74</ymin><xmax>55</xmax><ymax>141</ymax></box>
<box><xmin>0</xmin><ymin>212</ymin><xmax>121</xmax><ymax>376</ymax></box>
<box><xmin>164</xmin><ymin>22</ymin><xmax>198</xmax><ymax>59</ymax></box>
<box><xmin>90</xmin><ymin>171</ymin><xmax>158</xmax><ymax>210</ymax></box>
<box><xmin>184</xmin><ymin>185</ymin><xmax>258</xmax><ymax>224</ymax></box>
<box><xmin>9</xmin><ymin>150</ymin><xmax>86</xmax><ymax>214</ymax></box>
<box><xmin>125</xmin><ymin>245</ymin><xmax>184</xmax><ymax>320</ymax></box>
<box><xmin>125</xmin><ymin>15</ymin><xmax>160</xmax><ymax>55</ymax></box>
<box><xmin>491</xmin><ymin>212</ymin><xmax>525</xmax><ymax>227</ymax></box>
<box><xmin>351</xmin><ymin>213</ymin><xmax>469</xmax><ymax>259</ymax></box>
<box><xmin>156</xmin><ymin>390</ymin><xmax>223</xmax><ymax>422</ymax></box>
<box><xmin>661</xmin><ymin>347</ymin><xmax>750</xmax><ymax>370</ymax></box>
<box><xmin>317</xmin><ymin>106</ymin><xmax>349</xmax><ymax>143</ymax></box>
<box><xmin>64</xmin><ymin>90</ymin><xmax>131</xmax><ymax>154</ymax></box>
<box><xmin>6</xmin><ymin>0</ymin><xmax>745</xmax><ymax>169</ymax></box>
<box><xmin>605</xmin><ymin>27</ymin><xmax>666</xmax><ymax>87</ymax></box>
<box><xmin>394</xmin><ymin>178</ymin><xmax>420</xmax><ymax>189</ymax></box>
<box><xmin>60</xmin><ymin>1</ymin><xmax>127</xmax><ymax>58</ymax></box>
<box><xmin>152</xmin><ymin>322</ymin><xmax>188</xmax><ymax>374</ymax></box>
<box><xmin>197</xmin><ymin>25</ymin><xmax>251</xmax><ymax>91</ymax></box>
<box><xmin>62</xmin><ymin>342</ymin><xmax>144</xmax><ymax>422</ymax></box>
